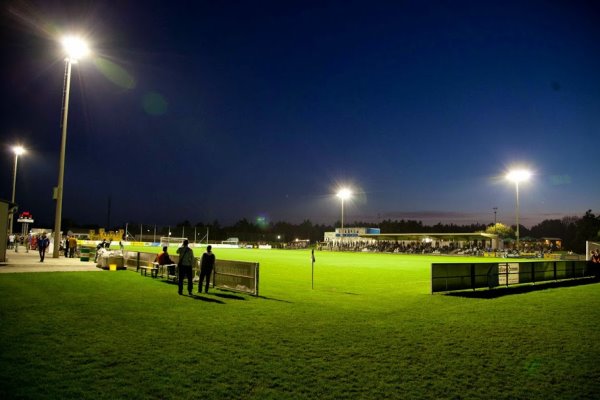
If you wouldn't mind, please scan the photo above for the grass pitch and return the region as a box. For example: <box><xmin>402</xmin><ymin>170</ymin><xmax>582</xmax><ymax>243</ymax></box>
<box><xmin>1</xmin><ymin>249</ymin><xmax>599</xmax><ymax>399</ymax></box>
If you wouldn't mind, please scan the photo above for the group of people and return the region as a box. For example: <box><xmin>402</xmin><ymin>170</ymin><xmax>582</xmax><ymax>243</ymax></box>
<box><xmin>7</xmin><ymin>233</ymin><xmax>35</xmax><ymax>252</ymax></box>
<box><xmin>6</xmin><ymin>232</ymin><xmax>49</xmax><ymax>260</ymax></box>
<box><xmin>61</xmin><ymin>235</ymin><xmax>79</xmax><ymax>258</ymax></box>
<box><xmin>155</xmin><ymin>240</ymin><xmax>216</xmax><ymax>296</ymax></box>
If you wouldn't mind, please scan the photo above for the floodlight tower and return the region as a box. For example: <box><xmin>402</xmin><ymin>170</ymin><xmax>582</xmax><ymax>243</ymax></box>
<box><xmin>9</xmin><ymin>145</ymin><xmax>26</xmax><ymax>234</ymax></box>
<box><xmin>506</xmin><ymin>169</ymin><xmax>531</xmax><ymax>250</ymax></box>
<box><xmin>53</xmin><ymin>35</ymin><xmax>89</xmax><ymax>258</ymax></box>
<box><xmin>337</xmin><ymin>188</ymin><xmax>352</xmax><ymax>242</ymax></box>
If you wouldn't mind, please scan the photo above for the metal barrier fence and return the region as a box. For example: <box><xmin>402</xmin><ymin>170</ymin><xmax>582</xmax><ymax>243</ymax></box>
<box><xmin>213</xmin><ymin>259</ymin><xmax>259</xmax><ymax>296</ymax></box>
<box><xmin>431</xmin><ymin>260</ymin><xmax>594</xmax><ymax>293</ymax></box>
<box><xmin>122</xmin><ymin>250</ymin><xmax>259</xmax><ymax>296</ymax></box>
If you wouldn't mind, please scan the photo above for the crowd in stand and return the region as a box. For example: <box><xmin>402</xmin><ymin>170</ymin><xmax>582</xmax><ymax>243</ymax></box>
<box><xmin>320</xmin><ymin>240</ymin><xmax>486</xmax><ymax>255</ymax></box>
<box><xmin>320</xmin><ymin>239</ymin><xmax>559</xmax><ymax>257</ymax></box>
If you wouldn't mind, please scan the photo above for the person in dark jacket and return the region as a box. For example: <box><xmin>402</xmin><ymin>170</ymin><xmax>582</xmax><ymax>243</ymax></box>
<box><xmin>198</xmin><ymin>245</ymin><xmax>216</xmax><ymax>293</ymax></box>
<box><xmin>176</xmin><ymin>240</ymin><xmax>195</xmax><ymax>296</ymax></box>
<box><xmin>38</xmin><ymin>234</ymin><xmax>50</xmax><ymax>262</ymax></box>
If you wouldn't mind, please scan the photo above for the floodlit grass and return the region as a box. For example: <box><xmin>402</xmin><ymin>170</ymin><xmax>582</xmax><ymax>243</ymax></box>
<box><xmin>1</xmin><ymin>249</ymin><xmax>599</xmax><ymax>399</ymax></box>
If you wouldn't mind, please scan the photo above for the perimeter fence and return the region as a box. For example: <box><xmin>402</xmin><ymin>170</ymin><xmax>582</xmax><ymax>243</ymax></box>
<box><xmin>431</xmin><ymin>260</ymin><xmax>595</xmax><ymax>293</ymax></box>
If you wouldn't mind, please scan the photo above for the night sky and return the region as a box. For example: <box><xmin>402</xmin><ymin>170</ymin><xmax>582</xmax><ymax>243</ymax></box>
<box><xmin>1</xmin><ymin>0</ymin><xmax>599</xmax><ymax>229</ymax></box>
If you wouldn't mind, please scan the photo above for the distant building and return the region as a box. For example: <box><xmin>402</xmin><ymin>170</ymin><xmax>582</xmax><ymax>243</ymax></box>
<box><xmin>324</xmin><ymin>227</ymin><xmax>381</xmax><ymax>242</ymax></box>
<box><xmin>323</xmin><ymin>226</ymin><xmax>500</xmax><ymax>252</ymax></box>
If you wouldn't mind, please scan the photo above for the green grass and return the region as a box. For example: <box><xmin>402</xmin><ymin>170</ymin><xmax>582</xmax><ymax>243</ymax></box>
<box><xmin>1</xmin><ymin>249</ymin><xmax>599</xmax><ymax>399</ymax></box>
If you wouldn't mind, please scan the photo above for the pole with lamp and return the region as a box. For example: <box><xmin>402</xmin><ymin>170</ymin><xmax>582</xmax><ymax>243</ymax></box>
<box><xmin>52</xmin><ymin>36</ymin><xmax>89</xmax><ymax>258</ymax></box>
<box><xmin>506</xmin><ymin>169</ymin><xmax>531</xmax><ymax>251</ymax></box>
<box><xmin>336</xmin><ymin>188</ymin><xmax>352</xmax><ymax>245</ymax></box>
<box><xmin>9</xmin><ymin>146</ymin><xmax>26</xmax><ymax>235</ymax></box>
<box><xmin>492</xmin><ymin>206</ymin><xmax>498</xmax><ymax>253</ymax></box>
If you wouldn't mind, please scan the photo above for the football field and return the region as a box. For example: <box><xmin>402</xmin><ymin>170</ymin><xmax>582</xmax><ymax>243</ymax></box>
<box><xmin>1</xmin><ymin>248</ymin><xmax>599</xmax><ymax>399</ymax></box>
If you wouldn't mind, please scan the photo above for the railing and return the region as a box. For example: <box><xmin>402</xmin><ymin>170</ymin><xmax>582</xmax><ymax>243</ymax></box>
<box><xmin>431</xmin><ymin>260</ymin><xmax>595</xmax><ymax>293</ymax></box>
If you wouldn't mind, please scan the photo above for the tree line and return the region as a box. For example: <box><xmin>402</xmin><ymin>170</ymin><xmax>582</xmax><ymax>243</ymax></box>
<box><xmin>168</xmin><ymin>209</ymin><xmax>600</xmax><ymax>253</ymax></box>
<box><xmin>65</xmin><ymin>210</ymin><xmax>600</xmax><ymax>254</ymax></box>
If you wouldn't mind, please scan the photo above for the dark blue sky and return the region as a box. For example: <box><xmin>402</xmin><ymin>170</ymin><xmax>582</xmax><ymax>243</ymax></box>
<box><xmin>1</xmin><ymin>0</ymin><xmax>599</xmax><ymax>229</ymax></box>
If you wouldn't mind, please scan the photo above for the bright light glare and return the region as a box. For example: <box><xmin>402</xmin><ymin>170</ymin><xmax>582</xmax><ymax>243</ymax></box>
<box><xmin>12</xmin><ymin>146</ymin><xmax>25</xmax><ymax>156</ymax></box>
<box><xmin>337</xmin><ymin>188</ymin><xmax>352</xmax><ymax>200</ymax></box>
<box><xmin>62</xmin><ymin>36</ymin><xmax>89</xmax><ymax>61</ymax></box>
<box><xmin>506</xmin><ymin>169</ymin><xmax>531</xmax><ymax>183</ymax></box>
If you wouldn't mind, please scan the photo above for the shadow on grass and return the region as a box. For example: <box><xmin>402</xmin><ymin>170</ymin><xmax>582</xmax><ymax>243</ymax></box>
<box><xmin>258</xmin><ymin>296</ymin><xmax>293</xmax><ymax>303</ymax></box>
<box><xmin>212</xmin><ymin>292</ymin><xmax>246</xmax><ymax>300</ymax></box>
<box><xmin>446</xmin><ymin>278</ymin><xmax>600</xmax><ymax>299</ymax></box>
<box><xmin>189</xmin><ymin>294</ymin><xmax>225</xmax><ymax>304</ymax></box>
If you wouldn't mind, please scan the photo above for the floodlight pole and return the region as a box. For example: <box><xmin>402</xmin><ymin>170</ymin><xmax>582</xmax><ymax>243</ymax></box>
<box><xmin>506</xmin><ymin>169</ymin><xmax>531</xmax><ymax>253</ymax></box>
<box><xmin>9</xmin><ymin>149</ymin><xmax>23</xmax><ymax>235</ymax></box>
<box><xmin>340</xmin><ymin>197</ymin><xmax>345</xmax><ymax>243</ymax></box>
<box><xmin>514</xmin><ymin>182</ymin><xmax>520</xmax><ymax>250</ymax></box>
<box><xmin>492</xmin><ymin>206</ymin><xmax>498</xmax><ymax>251</ymax></box>
<box><xmin>52</xmin><ymin>59</ymin><xmax>73</xmax><ymax>258</ymax></box>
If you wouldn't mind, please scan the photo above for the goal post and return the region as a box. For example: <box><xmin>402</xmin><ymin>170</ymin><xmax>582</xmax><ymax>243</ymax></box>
<box><xmin>160</xmin><ymin>237</ymin><xmax>188</xmax><ymax>247</ymax></box>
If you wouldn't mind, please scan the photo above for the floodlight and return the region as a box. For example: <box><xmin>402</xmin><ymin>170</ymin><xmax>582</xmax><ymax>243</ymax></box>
<box><xmin>62</xmin><ymin>36</ymin><xmax>89</xmax><ymax>61</ymax></box>
<box><xmin>506</xmin><ymin>169</ymin><xmax>531</xmax><ymax>183</ymax></box>
<box><xmin>12</xmin><ymin>146</ymin><xmax>25</xmax><ymax>156</ymax></box>
<box><xmin>337</xmin><ymin>188</ymin><xmax>352</xmax><ymax>200</ymax></box>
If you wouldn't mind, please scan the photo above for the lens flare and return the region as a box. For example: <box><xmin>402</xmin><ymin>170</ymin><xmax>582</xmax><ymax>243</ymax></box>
<box><xmin>142</xmin><ymin>92</ymin><xmax>168</xmax><ymax>115</ymax></box>
<box><xmin>94</xmin><ymin>58</ymin><xmax>136</xmax><ymax>89</ymax></box>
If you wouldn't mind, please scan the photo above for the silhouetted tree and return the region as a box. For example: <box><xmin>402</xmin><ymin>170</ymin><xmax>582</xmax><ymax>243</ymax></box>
<box><xmin>484</xmin><ymin>223</ymin><xmax>514</xmax><ymax>238</ymax></box>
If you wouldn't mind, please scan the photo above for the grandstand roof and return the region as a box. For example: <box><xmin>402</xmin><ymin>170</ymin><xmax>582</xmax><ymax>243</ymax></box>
<box><xmin>360</xmin><ymin>232</ymin><xmax>498</xmax><ymax>241</ymax></box>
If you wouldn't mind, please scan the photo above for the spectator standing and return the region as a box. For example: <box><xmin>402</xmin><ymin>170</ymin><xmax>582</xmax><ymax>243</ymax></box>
<box><xmin>176</xmin><ymin>240</ymin><xmax>195</xmax><ymax>296</ymax></box>
<box><xmin>63</xmin><ymin>236</ymin><xmax>69</xmax><ymax>257</ymax></box>
<box><xmin>198</xmin><ymin>245</ymin><xmax>216</xmax><ymax>293</ymax></box>
<box><xmin>38</xmin><ymin>234</ymin><xmax>50</xmax><ymax>262</ymax></box>
<box><xmin>68</xmin><ymin>236</ymin><xmax>78</xmax><ymax>258</ymax></box>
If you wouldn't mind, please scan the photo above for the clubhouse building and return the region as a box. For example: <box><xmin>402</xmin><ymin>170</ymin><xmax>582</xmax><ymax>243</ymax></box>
<box><xmin>323</xmin><ymin>227</ymin><xmax>500</xmax><ymax>253</ymax></box>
